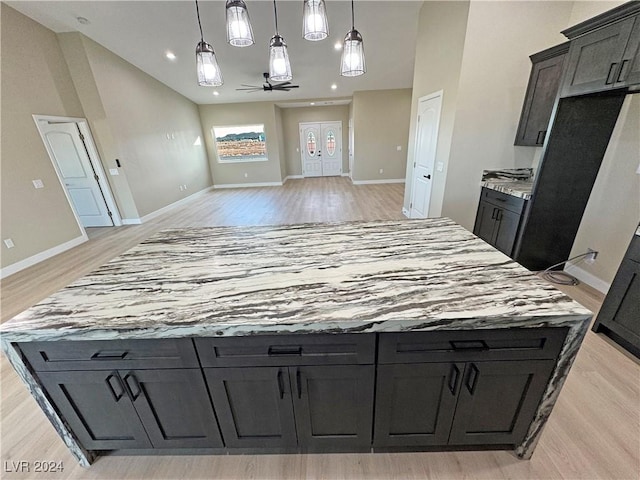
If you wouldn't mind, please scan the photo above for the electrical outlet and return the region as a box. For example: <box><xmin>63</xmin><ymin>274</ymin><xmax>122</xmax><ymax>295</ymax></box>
<box><xmin>379</xmin><ymin>168</ymin><xmax>384</xmax><ymax>174</ymax></box>
<box><xmin>179</xmin><ymin>185</ymin><xmax>184</xmax><ymax>191</ymax></box>
<box><xmin>244</xmin><ymin>173</ymin><xmax>248</xmax><ymax>178</ymax></box>
<box><xmin>4</xmin><ymin>238</ymin><xmax>15</xmax><ymax>249</ymax></box>
<box><xmin>585</xmin><ymin>248</ymin><xmax>598</xmax><ymax>264</ymax></box>
<box><xmin>396</xmin><ymin>146</ymin><xmax>402</xmax><ymax>151</ymax></box>
<box><xmin>183</xmin><ymin>184</ymin><xmax>187</xmax><ymax>190</ymax></box>
<box><xmin>32</xmin><ymin>179</ymin><xmax>44</xmax><ymax>189</ymax></box>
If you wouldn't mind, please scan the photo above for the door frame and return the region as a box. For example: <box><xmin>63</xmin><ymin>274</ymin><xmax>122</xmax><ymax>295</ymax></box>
<box><xmin>33</xmin><ymin>115</ymin><xmax>122</xmax><ymax>230</ymax></box>
<box><xmin>409</xmin><ymin>90</ymin><xmax>443</xmax><ymax>219</ymax></box>
<box><xmin>299</xmin><ymin>121</ymin><xmax>343</xmax><ymax>177</ymax></box>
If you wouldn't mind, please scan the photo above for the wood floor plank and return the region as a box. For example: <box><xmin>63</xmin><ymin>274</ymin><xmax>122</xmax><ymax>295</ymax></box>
<box><xmin>1</xmin><ymin>178</ymin><xmax>638</xmax><ymax>479</ymax></box>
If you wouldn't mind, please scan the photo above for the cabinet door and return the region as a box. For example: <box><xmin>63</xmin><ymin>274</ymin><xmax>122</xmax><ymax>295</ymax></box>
<box><xmin>617</xmin><ymin>18</ymin><xmax>640</xmax><ymax>86</ymax></box>
<box><xmin>448</xmin><ymin>360</ymin><xmax>555</xmax><ymax>446</ymax></box>
<box><xmin>121</xmin><ymin>369</ymin><xmax>223</xmax><ymax>448</ymax></box>
<box><xmin>593</xmin><ymin>258</ymin><xmax>640</xmax><ymax>349</ymax></box>
<box><xmin>204</xmin><ymin>367</ymin><xmax>297</xmax><ymax>449</ymax></box>
<box><xmin>38</xmin><ymin>370</ymin><xmax>151</xmax><ymax>450</ymax></box>
<box><xmin>493</xmin><ymin>208</ymin><xmax>522</xmax><ymax>257</ymax></box>
<box><xmin>561</xmin><ymin>18</ymin><xmax>636</xmax><ymax>97</ymax></box>
<box><xmin>291</xmin><ymin>365</ymin><xmax>374</xmax><ymax>451</ymax></box>
<box><xmin>473</xmin><ymin>201</ymin><xmax>497</xmax><ymax>245</ymax></box>
<box><xmin>373</xmin><ymin>363</ymin><xmax>460</xmax><ymax>447</ymax></box>
<box><xmin>515</xmin><ymin>52</ymin><xmax>566</xmax><ymax>146</ymax></box>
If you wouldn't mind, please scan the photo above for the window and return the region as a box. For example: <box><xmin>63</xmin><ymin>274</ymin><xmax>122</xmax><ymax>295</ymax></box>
<box><xmin>212</xmin><ymin>125</ymin><xmax>268</xmax><ymax>163</ymax></box>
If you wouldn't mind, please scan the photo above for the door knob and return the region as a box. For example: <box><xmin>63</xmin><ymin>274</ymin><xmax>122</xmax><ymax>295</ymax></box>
<box><xmin>423</xmin><ymin>174</ymin><xmax>431</xmax><ymax>179</ymax></box>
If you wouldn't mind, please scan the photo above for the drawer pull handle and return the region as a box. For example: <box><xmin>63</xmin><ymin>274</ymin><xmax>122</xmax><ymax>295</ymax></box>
<box><xmin>268</xmin><ymin>346</ymin><xmax>302</xmax><ymax>356</ymax></box>
<box><xmin>450</xmin><ymin>340</ymin><xmax>489</xmax><ymax>351</ymax></box>
<box><xmin>124</xmin><ymin>374</ymin><xmax>142</xmax><ymax>401</ymax></box>
<box><xmin>296</xmin><ymin>368</ymin><xmax>303</xmax><ymax>399</ymax></box>
<box><xmin>491</xmin><ymin>208</ymin><xmax>497</xmax><ymax>220</ymax></box>
<box><xmin>91</xmin><ymin>351</ymin><xmax>128</xmax><ymax>360</ymax></box>
<box><xmin>448</xmin><ymin>364</ymin><xmax>460</xmax><ymax>395</ymax></box>
<box><xmin>616</xmin><ymin>59</ymin><xmax>629</xmax><ymax>83</ymax></box>
<box><xmin>466</xmin><ymin>364</ymin><xmax>479</xmax><ymax>395</ymax></box>
<box><xmin>605</xmin><ymin>62</ymin><xmax>618</xmax><ymax>85</ymax></box>
<box><xmin>277</xmin><ymin>369</ymin><xmax>285</xmax><ymax>399</ymax></box>
<box><xmin>106</xmin><ymin>373</ymin><xmax>125</xmax><ymax>402</ymax></box>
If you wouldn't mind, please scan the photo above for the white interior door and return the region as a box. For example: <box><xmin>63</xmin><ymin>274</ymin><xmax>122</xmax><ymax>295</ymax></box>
<box><xmin>300</xmin><ymin>123</ymin><xmax>322</xmax><ymax>177</ymax></box>
<box><xmin>410</xmin><ymin>93</ymin><xmax>442</xmax><ymax>218</ymax></box>
<box><xmin>321</xmin><ymin>122</ymin><xmax>342</xmax><ymax>177</ymax></box>
<box><xmin>39</xmin><ymin>122</ymin><xmax>114</xmax><ymax>227</ymax></box>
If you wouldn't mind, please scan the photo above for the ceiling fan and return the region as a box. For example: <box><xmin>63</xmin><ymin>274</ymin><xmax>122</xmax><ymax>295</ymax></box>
<box><xmin>236</xmin><ymin>72</ymin><xmax>300</xmax><ymax>93</ymax></box>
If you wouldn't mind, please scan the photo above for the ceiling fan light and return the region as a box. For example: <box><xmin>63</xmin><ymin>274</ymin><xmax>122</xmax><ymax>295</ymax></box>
<box><xmin>196</xmin><ymin>41</ymin><xmax>224</xmax><ymax>86</ymax></box>
<box><xmin>340</xmin><ymin>29</ymin><xmax>366</xmax><ymax>77</ymax></box>
<box><xmin>226</xmin><ymin>0</ymin><xmax>254</xmax><ymax>47</ymax></box>
<box><xmin>303</xmin><ymin>0</ymin><xmax>329</xmax><ymax>41</ymax></box>
<box><xmin>269</xmin><ymin>35</ymin><xmax>292</xmax><ymax>82</ymax></box>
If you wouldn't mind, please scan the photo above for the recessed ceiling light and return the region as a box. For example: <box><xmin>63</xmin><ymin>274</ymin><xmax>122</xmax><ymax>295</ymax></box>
<box><xmin>310</xmin><ymin>102</ymin><xmax>315</xmax><ymax>105</ymax></box>
<box><xmin>331</xmin><ymin>84</ymin><xmax>337</xmax><ymax>90</ymax></box>
<box><xmin>213</xmin><ymin>91</ymin><xmax>220</xmax><ymax>96</ymax></box>
<box><xmin>76</xmin><ymin>16</ymin><xmax>90</xmax><ymax>25</ymax></box>
<box><xmin>165</xmin><ymin>51</ymin><xmax>177</xmax><ymax>61</ymax></box>
<box><xmin>334</xmin><ymin>41</ymin><xmax>342</xmax><ymax>50</ymax></box>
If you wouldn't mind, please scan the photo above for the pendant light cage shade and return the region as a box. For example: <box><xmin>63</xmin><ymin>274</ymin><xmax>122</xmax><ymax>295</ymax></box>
<box><xmin>196</xmin><ymin>42</ymin><xmax>224</xmax><ymax>86</ymax></box>
<box><xmin>226</xmin><ymin>0</ymin><xmax>254</xmax><ymax>47</ymax></box>
<box><xmin>340</xmin><ymin>29</ymin><xmax>366</xmax><ymax>77</ymax></box>
<box><xmin>303</xmin><ymin>0</ymin><xmax>329</xmax><ymax>41</ymax></box>
<box><xmin>269</xmin><ymin>35</ymin><xmax>292</xmax><ymax>82</ymax></box>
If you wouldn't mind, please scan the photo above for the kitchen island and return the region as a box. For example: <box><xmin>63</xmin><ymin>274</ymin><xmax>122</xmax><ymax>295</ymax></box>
<box><xmin>1</xmin><ymin>218</ymin><xmax>591</xmax><ymax>467</ymax></box>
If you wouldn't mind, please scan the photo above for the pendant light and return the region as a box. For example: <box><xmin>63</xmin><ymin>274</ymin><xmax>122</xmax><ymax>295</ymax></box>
<box><xmin>195</xmin><ymin>0</ymin><xmax>223</xmax><ymax>86</ymax></box>
<box><xmin>303</xmin><ymin>0</ymin><xmax>329</xmax><ymax>41</ymax></box>
<box><xmin>226</xmin><ymin>0</ymin><xmax>254</xmax><ymax>47</ymax></box>
<box><xmin>269</xmin><ymin>0</ymin><xmax>292</xmax><ymax>82</ymax></box>
<box><xmin>340</xmin><ymin>0</ymin><xmax>366</xmax><ymax>77</ymax></box>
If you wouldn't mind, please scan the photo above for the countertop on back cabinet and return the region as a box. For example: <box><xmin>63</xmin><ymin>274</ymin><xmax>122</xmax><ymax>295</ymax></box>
<box><xmin>0</xmin><ymin>218</ymin><xmax>590</xmax><ymax>343</ymax></box>
<box><xmin>480</xmin><ymin>180</ymin><xmax>534</xmax><ymax>200</ymax></box>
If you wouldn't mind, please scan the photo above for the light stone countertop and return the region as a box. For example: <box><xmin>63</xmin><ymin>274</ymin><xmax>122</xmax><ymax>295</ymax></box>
<box><xmin>0</xmin><ymin>218</ymin><xmax>591</xmax><ymax>343</ymax></box>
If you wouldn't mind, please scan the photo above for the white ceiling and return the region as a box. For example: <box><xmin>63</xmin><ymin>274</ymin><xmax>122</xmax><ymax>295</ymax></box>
<box><xmin>7</xmin><ymin>1</ymin><xmax>422</xmax><ymax>105</ymax></box>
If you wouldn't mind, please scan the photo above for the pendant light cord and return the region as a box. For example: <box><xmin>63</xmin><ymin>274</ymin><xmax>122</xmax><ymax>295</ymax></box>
<box><xmin>351</xmin><ymin>0</ymin><xmax>355</xmax><ymax>29</ymax></box>
<box><xmin>195</xmin><ymin>0</ymin><xmax>204</xmax><ymax>41</ymax></box>
<box><xmin>273</xmin><ymin>0</ymin><xmax>279</xmax><ymax>34</ymax></box>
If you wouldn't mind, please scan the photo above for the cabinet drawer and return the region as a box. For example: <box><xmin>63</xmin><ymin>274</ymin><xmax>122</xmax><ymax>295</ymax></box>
<box><xmin>195</xmin><ymin>334</ymin><xmax>376</xmax><ymax>367</ymax></box>
<box><xmin>19</xmin><ymin>338</ymin><xmax>199</xmax><ymax>371</ymax></box>
<box><xmin>482</xmin><ymin>188</ymin><xmax>527</xmax><ymax>214</ymax></box>
<box><xmin>378</xmin><ymin>328</ymin><xmax>567</xmax><ymax>364</ymax></box>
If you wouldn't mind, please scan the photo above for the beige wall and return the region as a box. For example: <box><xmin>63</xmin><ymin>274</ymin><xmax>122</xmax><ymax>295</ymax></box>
<box><xmin>568</xmin><ymin>95</ymin><xmax>640</xmax><ymax>288</ymax></box>
<box><xmin>441</xmin><ymin>1</ymin><xmax>573</xmax><ymax>230</ymax></box>
<box><xmin>567</xmin><ymin>0</ymin><xmax>626</xmax><ymax>25</ymax></box>
<box><xmin>61</xmin><ymin>34</ymin><xmax>211</xmax><ymax>218</ymax></box>
<box><xmin>274</xmin><ymin>106</ymin><xmax>287</xmax><ymax>181</ymax></box>
<box><xmin>403</xmin><ymin>1</ymin><xmax>470</xmax><ymax>217</ymax></box>
<box><xmin>1</xmin><ymin>4</ymin><xmax>85</xmax><ymax>269</ymax></box>
<box><xmin>280</xmin><ymin>105</ymin><xmax>350</xmax><ymax>177</ymax></box>
<box><xmin>199</xmin><ymin>102</ymin><xmax>283</xmax><ymax>186</ymax></box>
<box><xmin>352</xmin><ymin>89</ymin><xmax>412</xmax><ymax>182</ymax></box>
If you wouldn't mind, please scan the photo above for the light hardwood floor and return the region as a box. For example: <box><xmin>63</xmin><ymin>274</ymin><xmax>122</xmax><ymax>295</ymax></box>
<box><xmin>1</xmin><ymin>178</ymin><xmax>638</xmax><ymax>479</ymax></box>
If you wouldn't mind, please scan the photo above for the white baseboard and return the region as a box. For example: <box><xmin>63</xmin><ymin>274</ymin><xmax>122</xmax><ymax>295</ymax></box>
<box><xmin>564</xmin><ymin>264</ymin><xmax>611</xmax><ymax>294</ymax></box>
<box><xmin>121</xmin><ymin>218</ymin><xmax>142</xmax><ymax>225</ymax></box>
<box><xmin>283</xmin><ymin>175</ymin><xmax>303</xmax><ymax>183</ymax></box>
<box><xmin>402</xmin><ymin>207</ymin><xmax>410</xmax><ymax>218</ymax></box>
<box><xmin>1</xmin><ymin>233</ymin><xmax>88</xmax><ymax>279</ymax></box>
<box><xmin>213</xmin><ymin>182</ymin><xmax>283</xmax><ymax>189</ymax></box>
<box><xmin>351</xmin><ymin>179</ymin><xmax>406</xmax><ymax>185</ymax></box>
<box><xmin>140</xmin><ymin>186</ymin><xmax>214</xmax><ymax>223</ymax></box>
<box><xmin>341</xmin><ymin>173</ymin><xmax>351</xmax><ymax>177</ymax></box>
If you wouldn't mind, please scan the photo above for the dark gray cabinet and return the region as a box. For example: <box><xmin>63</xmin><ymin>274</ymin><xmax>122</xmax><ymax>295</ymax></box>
<box><xmin>560</xmin><ymin>5</ymin><xmax>640</xmax><ymax>97</ymax></box>
<box><xmin>473</xmin><ymin>188</ymin><xmax>527</xmax><ymax>257</ymax></box>
<box><xmin>515</xmin><ymin>43</ymin><xmax>569</xmax><ymax>146</ymax></box>
<box><xmin>592</xmin><ymin>235</ymin><xmax>640</xmax><ymax>357</ymax></box>
<box><xmin>374</xmin><ymin>330</ymin><xmax>565</xmax><ymax>449</ymax></box>
<box><xmin>198</xmin><ymin>334</ymin><xmax>376</xmax><ymax>452</ymax></box>
<box><xmin>39</xmin><ymin>369</ymin><xmax>223</xmax><ymax>450</ymax></box>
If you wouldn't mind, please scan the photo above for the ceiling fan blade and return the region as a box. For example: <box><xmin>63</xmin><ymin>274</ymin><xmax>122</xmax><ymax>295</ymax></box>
<box><xmin>240</xmin><ymin>84</ymin><xmax>260</xmax><ymax>88</ymax></box>
<box><xmin>273</xmin><ymin>81</ymin><xmax>292</xmax><ymax>87</ymax></box>
<box><xmin>235</xmin><ymin>87</ymin><xmax>262</xmax><ymax>91</ymax></box>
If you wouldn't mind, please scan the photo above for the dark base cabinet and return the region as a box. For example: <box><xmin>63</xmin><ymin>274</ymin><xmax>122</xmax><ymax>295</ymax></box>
<box><xmin>20</xmin><ymin>330</ymin><xmax>568</xmax><ymax>461</ymax></box>
<box><xmin>592</xmin><ymin>234</ymin><xmax>640</xmax><ymax>357</ymax></box>
<box><xmin>473</xmin><ymin>188</ymin><xmax>528</xmax><ymax>258</ymax></box>
<box><xmin>374</xmin><ymin>360</ymin><xmax>555</xmax><ymax>448</ymax></box>
<box><xmin>39</xmin><ymin>369</ymin><xmax>223</xmax><ymax>450</ymax></box>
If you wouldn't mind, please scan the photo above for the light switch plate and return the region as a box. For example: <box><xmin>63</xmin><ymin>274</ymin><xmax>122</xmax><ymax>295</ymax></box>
<box><xmin>109</xmin><ymin>168</ymin><xmax>119</xmax><ymax>176</ymax></box>
<box><xmin>4</xmin><ymin>238</ymin><xmax>15</xmax><ymax>249</ymax></box>
<box><xmin>396</xmin><ymin>145</ymin><xmax>402</xmax><ymax>151</ymax></box>
<box><xmin>436</xmin><ymin>162</ymin><xmax>444</xmax><ymax>172</ymax></box>
<box><xmin>32</xmin><ymin>179</ymin><xmax>44</xmax><ymax>189</ymax></box>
